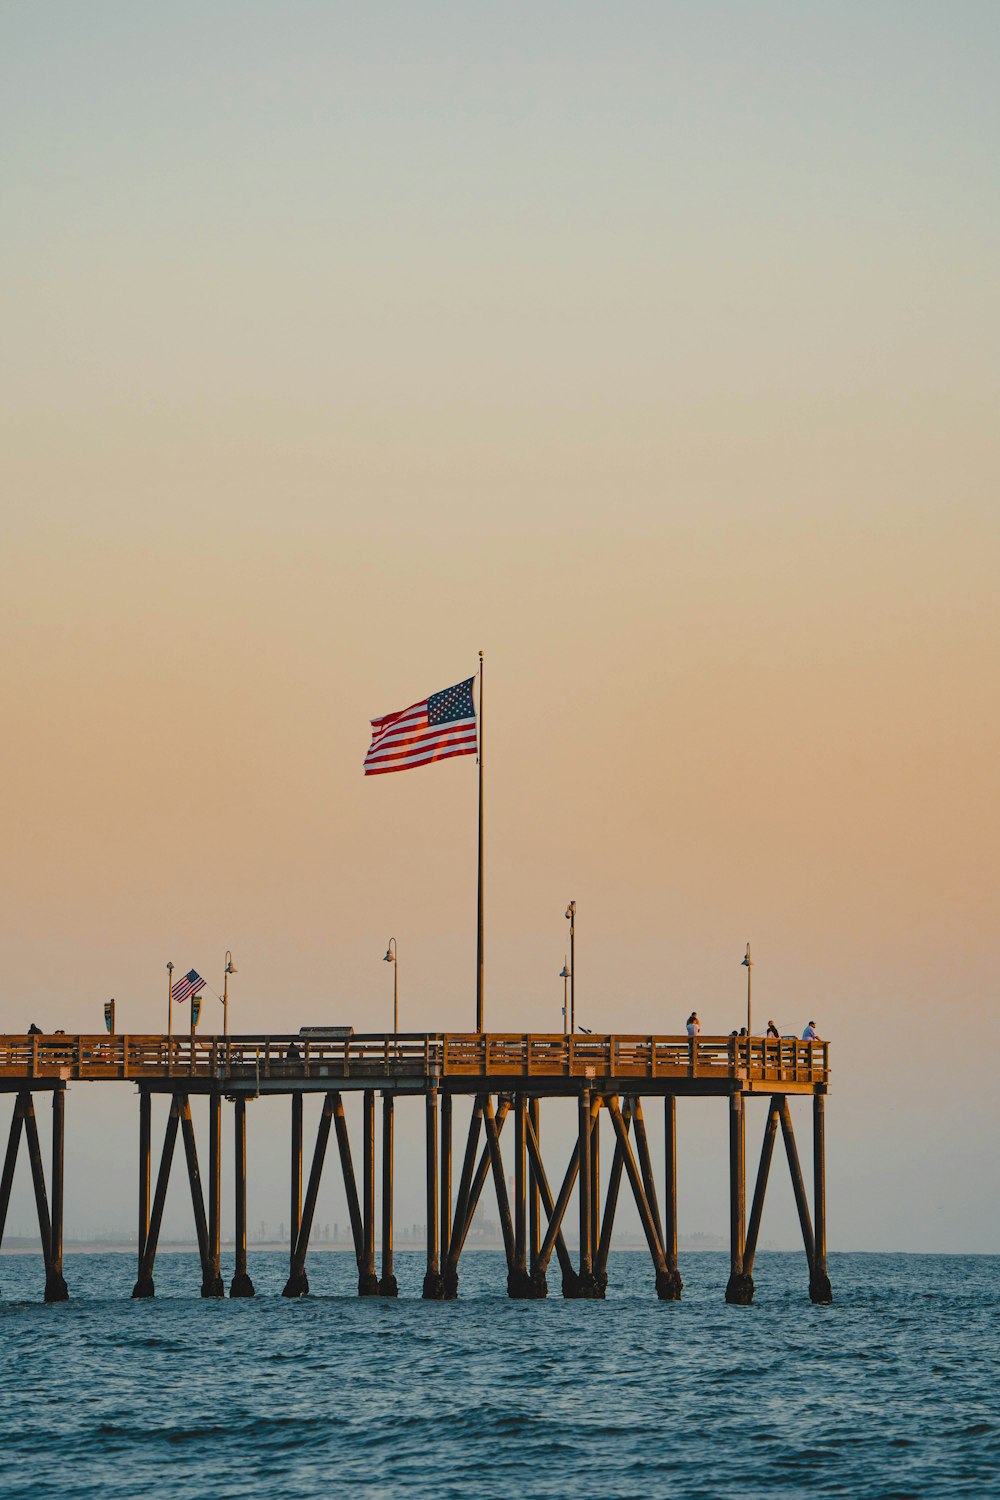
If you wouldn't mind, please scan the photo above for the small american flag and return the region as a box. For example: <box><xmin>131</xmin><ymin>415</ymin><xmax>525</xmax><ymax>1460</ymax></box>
<box><xmin>172</xmin><ymin>968</ymin><xmax>206</xmax><ymax>1004</ymax></box>
<box><xmin>365</xmin><ymin>677</ymin><xmax>477</xmax><ymax>776</ymax></box>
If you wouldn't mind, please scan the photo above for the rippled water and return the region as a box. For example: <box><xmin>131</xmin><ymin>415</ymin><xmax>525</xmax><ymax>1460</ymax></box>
<box><xmin>0</xmin><ymin>1251</ymin><xmax>996</xmax><ymax>1498</ymax></box>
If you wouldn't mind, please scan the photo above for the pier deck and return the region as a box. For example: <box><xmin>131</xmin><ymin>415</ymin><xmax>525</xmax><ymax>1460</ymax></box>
<box><xmin>0</xmin><ymin>1032</ymin><xmax>828</xmax><ymax>1095</ymax></box>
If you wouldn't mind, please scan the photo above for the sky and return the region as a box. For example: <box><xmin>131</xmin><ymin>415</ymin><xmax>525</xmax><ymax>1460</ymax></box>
<box><xmin>1</xmin><ymin>1</ymin><xmax>998</xmax><ymax>1259</ymax></box>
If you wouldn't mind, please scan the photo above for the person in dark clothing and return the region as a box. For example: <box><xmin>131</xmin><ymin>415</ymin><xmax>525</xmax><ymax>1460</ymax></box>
<box><xmin>766</xmin><ymin>1019</ymin><xmax>780</xmax><ymax>1039</ymax></box>
<box><xmin>27</xmin><ymin>1023</ymin><xmax>43</xmax><ymax>1035</ymax></box>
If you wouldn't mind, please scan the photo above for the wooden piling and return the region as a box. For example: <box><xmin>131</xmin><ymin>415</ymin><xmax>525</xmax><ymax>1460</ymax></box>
<box><xmin>525</xmin><ymin>1111</ymin><xmax>574</xmax><ymax>1293</ymax></box>
<box><xmin>179</xmin><ymin>1095</ymin><xmax>211</xmax><ymax>1294</ymax></box>
<box><xmin>290</xmin><ymin>1092</ymin><xmax>303</xmax><ymax>1287</ymax></box>
<box><xmin>661</xmin><ymin>1094</ymin><xmax>682</xmax><ymax>1298</ymax></box>
<box><xmin>725</xmin><ymin>1091</ymin><xmax>753</xmax><ymax>1304</ymax></box>
<box><xmin>230</xmin><ymin>1096</ymin><xmax>255</xmax><ymax>1296</ymax></box>
<box><xmin>284</xmin><ymin>1092</ymin><xmax>336</xmax><ymax>1297</ymax></box>
<box><xmin>46</xmin><ymin>1089</ymin><xmax>68</xmax><ymax>1302</ymax></box>
<box><xmin>444</xmin><ymin>1095</ymin><xmax>484</xmax><ymax>1298</ymax></box>
<box><xmin>440</xmin><ymin>1091</ymin><xmax>452</xmax><ymax>1288</ymax></box>
<box><xmin>379</xmin><ymin>1092</ymin><xmax>398</xmax><ymax>1297</ymax></box>
<box><xmin>133</xmin><ymin>1093</ymin><xmax>180</xmax><ymax>1298</ymax></box>
<box><xmin>138</xmin><ymin>1088</ymin><xmax>151</xmax><ymax>1264</ymax></box>
<box><xmin>203</xmin><ymin>1091</ymin><xmax>224</xmax><ymax>1298</ymax></box>
<box><xmin>778</xmin><ymin>1096</ymin><xmax>816</xmax><ymax>1270</ymax></box>
<box><xmin>590</xmin><ymin>1103</ymin><xmax>601</xmax><ymax>1290</ymax></box>
<box><xmin>332</xmin><ymin>1093</ymin><xmax>365</xmax><ymax>1279</ymax></box>
<box><xmin>0</xmin><ymin>1095</ymin><xmax>26</xmax><ymax>1254</ymax></box>
<box><xmin>360</xmin><ymin>1089</ymin><xmax>379</xmax><ymax>1295</ymax></box>
<box><xmin>595</xmin><ymin>1096</ymin><xmax>631</xmax><ymax>1284</ymax></box>
<box><xmin>606</xmin><ymin>1096</ymin><xmax>668</xmax><ymax>1286</ymax></box>
<box><xmin>811</xmin><ymin>1093</ymin><xmax>833</xmax><ymax>1303</ymax></box>
<box><xmin>422</xmin><ymin>1090</ymin><xmax>444</xmax><ymax>1299</ymax></box>
<box><xmin>528</xmin><ymin>1097</ymin><xmax>541</xmax><ymax>1288</ymax></box>
<box><xmin>23</xmin><ymin>1094</ymin><xmax>59</xmax><ymax>1301</ymax></box>
<box><xmin>743</xmin><ymin>1097</ymin><xmax>780</xmax><ymax>1277</ymax></box>
<box><xmin>574</xmin><ymin>1089</ymin><xmax>599</xmax><ymax>1297</ymax></box>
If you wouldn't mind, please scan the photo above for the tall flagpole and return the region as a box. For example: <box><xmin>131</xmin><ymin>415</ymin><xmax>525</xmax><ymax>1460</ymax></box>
<box><xmin>476</xmin><ymin>650</ymin><xmax>485</xmax><ymax>1033</ymax></box>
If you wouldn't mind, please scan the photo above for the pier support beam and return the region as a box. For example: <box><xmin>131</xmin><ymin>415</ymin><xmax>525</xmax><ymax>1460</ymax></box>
<box><xmin>422</xmin><ymin>1090</ymin><xmax>444</xmax><ymax>1299</ymax></box>
<box><xmin>571</xmin><ymin>1089</ymin><xmax>601</xmax><ymax>1298</ymax></box>
<box><xmin>288</xmin><ymin>1092</ymin><xmax>306</xmax><ymax>1296</ymax></box>
<box><xmin>444</xmin><ymin>1095</ymin><xmax>483</xmax><ymax>1299</ymax></box>
<box><xmin>45</xmin><ymin>1089</ymin><xmax>69</xmax><ymax>1302</ymax></box>
<box><xmin>660</xmin><ymin>1095</ymin><xmax>683</xmax><ymax>1299</ymax></box>
<box><xmin>743</xmin><ymin>1097</ymin><xmax>780</xmax><ymax>1279</ymax></box>
<box><xmin>138</xmin><ymin>1088</ymin><xmax>151</xmax><ymax>1267</ymax></box>
<box><xmin>230</xmin><ymin>1096</ymin><xmax>255</xmax><ymax>1296</ymax></box>
<box><xmin>506</xmin><ymin>1093</ymin><xmax>531</xmax><ymax>1298</ymax></box>
<box><xmin>379</xmin><ymin>1092</ymin><xmax>398</xmax><ymax>1297</ymax></box>
<box><xmin>203</xmin><ymin>1092</ymin><xmax>224</xmax><ymax>1298</ymax></box>
<box><xmin>133</xmin><ymin>1094</ymin><xmax>180</xmax><ymax>1298</ymax></box>
<box><xmin>332</xmin><ymin>1093</ymin><xmax>365</xmax><ymax>1284</ymax></box>
<box><xmin>179</xmin><ymin>1095</ymin><xmax>212</xmax><ymax>1297</ymax></box>
<box><xmin>0</xmin><ymin>1095</ymin><xmax>26</xmax><ymax>1267</ymax></box>
<box><xmin>284</xmin><ymin>1092</ymin><xmax>336</xmax><ymax>1297</ymax></box>
<box><xmin>359</xmin><ymin>1089</ymin><xmax>379</xmax><ymax>1295</ymax></box>
<box><xmin>526</xmin><ymin>1109</ymin><xmax>578</xmax><ymax>1295</ymax></box>
<box><xmin>811</xmin><ymin>1094</ymin><xmax>833</xmax><ymax>1304</ymax></box>
<box><xmin>607</xmin><ymin>1096</ymin><xmax>669</xmax><ymax>1294</ymax></box>
<box><xmin>439</xmin><ymin>1093</ymin><xmax>452</xmax><ymax>1293</ymax></box>
<box><xmin>528</xmin><ymin>1098</ymin><xmax>542</xmax><ymax>1295</ymax></box>
<box><xmin>595</xmin><ymin>1096</ymin><xmax>631</xmax><ymax>1288</ymax></box>
<box><xmin>725</xmin><ymin>1092</ymin><xmax>754</xmax><ymax>1304</ymax></box>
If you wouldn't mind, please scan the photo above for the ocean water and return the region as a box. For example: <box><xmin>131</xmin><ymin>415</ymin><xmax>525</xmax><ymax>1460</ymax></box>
<box><xmin>0</xmin><ymin>1251</ymin><xmax>996</xmax><ymax>1499</ymax></box>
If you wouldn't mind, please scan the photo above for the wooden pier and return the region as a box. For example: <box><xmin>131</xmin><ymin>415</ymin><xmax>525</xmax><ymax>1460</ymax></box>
<box><xmin>0</xmin><ymin>1032</ymin><xmax>832</xmax><ymax>1305</ymax></box>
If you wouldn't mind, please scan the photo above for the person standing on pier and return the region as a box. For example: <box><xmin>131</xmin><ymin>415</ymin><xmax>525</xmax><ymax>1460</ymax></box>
<box><xmin>686</xmin><ymin>1011</ymin><xmax>700</xmax><ymax>1036</ymax></box>
<box><xmin>766</xmin><ymin>1019</ymin><xmax>780</xmax><ymax>1039</ymax></box>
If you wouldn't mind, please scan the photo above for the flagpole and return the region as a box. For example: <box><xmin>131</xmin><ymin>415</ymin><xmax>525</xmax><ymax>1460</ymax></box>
<box><xmin>476</xmin><ymin>650</ymin><xmax>485</xmax><ymax>1033</ymax></box>
<box><xmin>166</xmin><ymin>962</ymin><xmax>174</xmax><ymax>1042</ymax></box>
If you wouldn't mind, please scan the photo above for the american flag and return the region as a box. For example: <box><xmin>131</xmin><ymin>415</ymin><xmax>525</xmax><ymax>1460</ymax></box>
<box><xmin>364</xmin><ymin>677</ymin><xmax>478</xmax><ymax>776</ymax></box>
<box><xmin>171</xmin><ymin>968</ymin><xmax>206</xmax><ymax>1004</ymax></box>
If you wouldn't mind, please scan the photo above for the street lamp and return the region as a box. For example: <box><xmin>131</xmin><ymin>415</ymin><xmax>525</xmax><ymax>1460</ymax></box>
<box><xmin>223</xmin><ymin>952</ymin><xmax>237</xmax><ymax>1038</ymax></box>
<box><xmin>559</xmin><ymin>959</ymin><xmax>571</xmax><ymax>1035</ymax></box>
<box><xmin>383</xmin><ymin>939</ymin><xmax>398</xmax><ymax>1035</ymax></box>
<box><xmin>742</xmin><ymin>943</ymin><xmax>753</xmax><ymax>1037</ymax></box>
<box><xmin>564</xmin><ymin>902</ymin><xmax>576</xmax><ymax>1033</ymax></box>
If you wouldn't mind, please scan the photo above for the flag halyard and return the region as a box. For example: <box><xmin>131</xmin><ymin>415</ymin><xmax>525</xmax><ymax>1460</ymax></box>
<box><xmin>364</xmin><ymin>677</ymin><xmax>477</xmax><ymax>776</ymax></box>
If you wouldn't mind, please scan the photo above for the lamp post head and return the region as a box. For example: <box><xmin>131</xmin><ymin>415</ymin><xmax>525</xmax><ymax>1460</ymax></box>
<box><xmin>559</xmin><ymin>964</ymin><xmax>571</xmax><ymax>980</ymax></box>
<box><xmin>565</xmin><ymin>901</ymin><xmax>575</xmax><ymax>921</ymax></box>
<box><xmin>383</xmin><ymin>939</ymin><xmax>397</xmax><ymax>964</ymax></box>
<box><xmin>225</xmin><ymin>951</ymin><xmax>237</xmax><ymax>976</ymax></box>
<box><xmin>742</xmin><ymin>943</ymin><xmax>752</xmax><ymax>968</ymax></box>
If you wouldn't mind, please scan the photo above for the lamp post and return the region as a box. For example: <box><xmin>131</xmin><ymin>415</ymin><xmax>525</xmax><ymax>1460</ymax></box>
<box><xmin>223</xmin><ymin>952</ymin><xmax>237</xmax><ymax>1038</ymax></box>
<box><xmin>383</xmin><ymin>939</ymin><xmax>398</xmax><ymax>1035</ymax></box>
<box><xmin>559</xmin><ymin>959</ymin><xmax>571</xmax><ymax>1036</ymax></box>
<box><xmin>166</xmin><ymin>961</ymin><xmax>174</xmax><ymax>1040</ymax></box>
<box><xmin>742</xmin><ymin>943</ymin><xmax>753</xmax><ymax>1037</ymax></box>
<box><xmin>564</xmin><ymin>902</ymin><xmax>576</xmax><ymax>1033</ymax></box>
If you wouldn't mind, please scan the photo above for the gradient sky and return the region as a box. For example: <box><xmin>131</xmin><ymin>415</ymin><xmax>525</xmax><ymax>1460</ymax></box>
<box><xmin>1</xmin><ymin>1</ymin><xmax>997</xmax><ymax>1254</ymax></box>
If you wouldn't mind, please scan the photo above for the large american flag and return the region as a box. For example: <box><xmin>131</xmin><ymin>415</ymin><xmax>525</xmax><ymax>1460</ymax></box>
<box><xmin>364</xmin><ymin>677</ymin><xmax>478</xmax><ymax>776</ymax></box>
<box><xmin>171</xmin><ymin>968</ymin><xmax>206</xmax><ymax>1004</ymax></box>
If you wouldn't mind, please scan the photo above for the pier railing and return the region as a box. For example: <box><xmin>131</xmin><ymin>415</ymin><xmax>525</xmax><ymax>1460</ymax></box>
<box><xmin>0</xmin><ymin>1032</ymin><xmax>829</xmax><ymax>1087</ymax></box>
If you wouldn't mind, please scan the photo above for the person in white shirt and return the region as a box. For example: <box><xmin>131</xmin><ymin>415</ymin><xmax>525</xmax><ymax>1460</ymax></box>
<box><xmin>686</xmin><ymin>1011</ymin><xmax>700</xmax><ymax>1037</ymax></box>
<box><xmin>802</xmin><ymin>1020</ymin><xmax>821</xmax><ymax>1041</ymax></box>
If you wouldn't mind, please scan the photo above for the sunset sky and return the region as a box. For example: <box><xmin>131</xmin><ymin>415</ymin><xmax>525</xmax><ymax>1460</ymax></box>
<box><xmin>1</xmin><ymin>1</ymin><xmax>997</xmax><ymax>1253</ymax></box>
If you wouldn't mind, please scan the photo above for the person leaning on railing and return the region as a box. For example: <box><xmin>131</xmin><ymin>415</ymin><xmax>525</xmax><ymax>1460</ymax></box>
<box><xmin>801</xmin><ymin>1020</ymin><xmax>822</xmax><ymax>1041</ymax></box>
<box><xmin>686</xmin><ymin>1011</ymin><xmax>700</xmax><ymax>1037</ymax></box>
